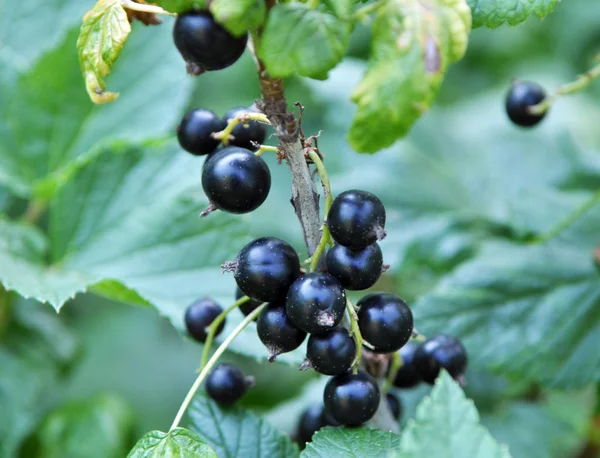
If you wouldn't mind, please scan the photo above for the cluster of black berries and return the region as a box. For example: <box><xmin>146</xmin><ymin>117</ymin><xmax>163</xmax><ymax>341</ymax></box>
<box><xmin>177</xmin><ymin>105</ymin><xmax>271</xmax><ymax>215</ymax></box>
<box><xmin>505</xmin><ymin>80</ymin><xmax>548</xmax><ymax>127</ymax></box>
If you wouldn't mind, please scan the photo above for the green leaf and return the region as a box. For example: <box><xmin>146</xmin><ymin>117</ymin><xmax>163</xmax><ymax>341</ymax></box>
<box><xmin>348</xmin><ymin>0</ymin><xmax>471</xmax><ymax>153</ymax></box>
<box><xmin>415</xmin><ymin>239</ymin><xmax>600</xmax><ymax>388</ymax></box>
<box><xmin>259</xmin><ymin>4</ymin><xmax>351</xmax><ymax>79</ymax></box>
<box><xmin>186</xmin><ymin>394</ymin><xmax>300</xmax><ymax>458</ymax></box>
<box><xmin>0</xmin><ymin>20</ymin><xmax>192</xmax><ymax>198</ymax></box>
<box><xmin>0</xmin><ymin>299</ymin><xmax>78</xmax><ymax>457</ymax></box>
<box><xmin>154</xmin><ymin>0</ymin><xmax>206</xmax><ymax>14</ymax></box>
<box><xmin>77</xmin><ymin>0</ymin><xmax>131</xmax><ymax>104</ymax></box>
<box><xmin>322</xmin><ymin>0</ymin><xmax>357</xmax><ymax>18</ymax></box>
<box><xmin>128</xmin><ymin>427</ymin><xmax>217</xmax><ymax>458</ymax></box>
<box><xmin>210</xmin><ymin>0</ymin><xmax>266</xmax><ymax>36</ymax></box>
<box><xmin>26</xmin><ymin>394</ymin><xmax>134</xmax><ymax>458</ymax></box>
<box><xmin>301</xmin><ymin>427</ymin><xmax>401</xmax><ymax>458</ymax></box>
<box><xmin>468</xmin><ymin>0</ymin><xmax>560</xmax><ymax>28</ymax></box>
<box><xmin>394</xmin><ymin>372</ymin><xmax>511</xmax><ymax>458</ymax></box>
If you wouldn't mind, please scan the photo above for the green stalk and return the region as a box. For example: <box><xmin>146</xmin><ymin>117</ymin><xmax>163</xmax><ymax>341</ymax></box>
<box><xmin>346</xmin><ymin>299</ymin><xmax>363</xmax><ymax>374</ymax></box>
<box><xmin>307</xmin><ymin>150</ymin><xmax>333</xmax><ymax>272</ymax></box>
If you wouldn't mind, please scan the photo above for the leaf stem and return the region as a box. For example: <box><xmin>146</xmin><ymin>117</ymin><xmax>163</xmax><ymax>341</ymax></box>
<box><xmin>382</xmin><ymin>352</ymin><xmax>401</xmax><ymax>394</ymax></box>
<box><xmin>346</xmin><ymin>299</ymin><xmax>363</xmax><ymax>374</ymax></box>
<box><xmin>200</xmin><ymin>296</ymin><xmax>250</xmax><ymax>370</ymax></box>
<box><xmin>353</xmin><ymin>0</ymin><xmax>386</xmax><ymax>21</ymax></box>
<box><xmin>170</xmin><ymin>302</ymin><xmax>267</xmax><ymax>431</ymax></box>
<box><xmin>529</xmin><ymin>59</ymin><xmax>600</xmax><ymax>115</ymax></box>
<box><xmin>120</xmin><ymin>0</ymin><xmax>176</xmax><ymax>16</ymax></box>
<box><xmin>21</xmin><ymin>200</ymin><xmax>46</xmax><ymax>225</ymax></box>
<box><xmin>532</xmin><ymin>189</ymin><xmax>600</xmax><ymax>244</ymax></box>
<box><xmin>307</xmin><ymin>150</ymin><xmax>333</xmax><ymax>272</ymax></box>
<box><xmin>213</xmin><ymin>112</ymin><xmax>271</xmax><ymax>145</ymax></box>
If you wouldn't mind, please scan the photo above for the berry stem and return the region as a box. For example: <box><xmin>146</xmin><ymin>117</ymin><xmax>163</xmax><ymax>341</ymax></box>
<box><xmin>346</xmin><ymin>298</ymin><xmax>363</xmax><ymax>374</ymax></box>
<box><xmin>213</xmin><ymin>112</ymin><xmax>271</xmax><ymax>145</ymax></box>
<box><xmin>307</xmin><ymin>150</ymin><xmax>333</xmax><ymax>272</ymax></box>
<box><xmin>382</xmin><ymin>352</ymin><xmax>401</xmax><ymax>394</ymax></box>
<box><xmin>170</xmin><ymin>302</ymin><xmax>267</xmax><ymax>431</ymax></box>
<box><xmin>531</xmin><ymin>188</ymin><xmax>600</xmax><ymax>244</ymax></box>
<box><xmin>529</xmin><ymin>59</ymin><xmax>600</xmax><ymax>115</ymax></box>
<box><xmin>120</xmin><ymin>0</ymin><xmax>175</xmax><ymax>16</ymax></box>
<box><xmin>200</xmin><ymin>295</ymin><xmax>250</xmax><ymax>370</ymax></box>
<box><xmin>255</xmin><ymin>145</ymin><xmax>279</xmax><ymax>157</ymax></box>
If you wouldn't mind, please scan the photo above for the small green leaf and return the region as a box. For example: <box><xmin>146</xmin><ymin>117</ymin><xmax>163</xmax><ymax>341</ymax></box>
<box><xmin>128</xmin><ymin>427</ymin><xmax>217</xmax><ymax>458</ymax></box>
<box><xmin>26</xmin><ymin>394</ymin><xmax>134</xmax><ymax>458</ymax></box>
<box><xmin>259</xmin><ymin>3</ymin><xmax>351</xmax><ymax>79</ymax></box>
<box><xmin>210</xmin><ymin>0</ymin><xmax>266</xmax><ymax>36</ymax></box>
<box><xmin>186</xmin><ymin>394</ymin><xmax>300</xmax><ymax>458</ymax></box>
<box><xmin>77</xmin><ymin>0</ymin><xmax>131</xmax><ymax>104</ymax></box>
<box><xmin>322</xmin><ymin>0</ymin><xmax>357</xmax><ymax>18</ymax></box>
<box><xmin>154</xmin><ymin>0</ymin><xmax>206</xmax><ymax>13</ymax></box>
<box><xmin>349</xmin><ymin>0</ymin><xmax>471</xmax><ymax>153</ymax></box>
<box><xmin>302</xmin><ymin>427</ymin><xmax>401</xmax><ymax>458</ymax></box>
<box><xmin>468</xmin><ymin>0</ymin><xmax>560</xmax><ymax>28</ymax></box>
<box><xmin>395</xmin><ymin>372</ymin><xmax>511</xmax><ymax>458</ymax></box>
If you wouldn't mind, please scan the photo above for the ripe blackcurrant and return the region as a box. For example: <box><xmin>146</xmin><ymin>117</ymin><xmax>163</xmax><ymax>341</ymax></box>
<box><xmin>328</xmin><ymin>190</ymin><xmax>386</xmax><ymax>249</ymax></box>
<box><xmin>386</xmin><ymin>393</ymin><xmax>402</xmax><ymax>420</ymax></box>
<box><xmin>296</xmin><ymin>405</ymin><xmax>325</xmax><ymax>445</ymax></box>
<box><xmin>305</xmin><ymin>327</ymin><xmax>356</xmax><ymax>376</ymax></box>
<box><xmin>173</xmin><ymin>11</ymin><xmax>247</xmax><ymax>75</ymax></box>
<box><xmin>286</xmin><ymin>273</ymin><xmax>346</xmax><ymax>334</ymax></box>
<box><xmin>257</xmin><ymin>303</ymin><xmax>307</xmax><ymax>361</ymax></box>
<box><xmin>357</xmin><ymin>293</ymin><xmax>413</xmax><ymax>353</ymax></box>
<box><xmin>414</xmin><ymin>335</ymin><xmax>468</xmax><ymax>384</ymax></box>
<box><xmin>390</xmin><ymin>341</ymin><xmax>422</xmax><ymax>389</ymax></box>
<box><xmin>202</xmin><ymin>146</ymin><xmax>271</xmax><ymax>214</ymax></box>
<box><xmin>326</xmin><ymin>243</ymin><xmax>383</xmax><ymax>290</ymax></box>
<box><xmin>177</xmin><ymin>109</ymin><xmax>225</xmax><ymax>156</ymax></box>
<box><xmin>324</xmin><ymin>372</ymin><xmax>380</xmax><ymax>427</ymax></box>
<box><xmin>233</xmin><ymin>237</ymin><xmax>301</xmax><ymax>302</ymax></box>
<box><xmin>205</xmin><ymin>363</ymin><xmax>253</xmax><ymax>405</ymax></box>
<box><xmin>235</xmin><ymin>287</ymin><xmax>263</xmax><ymax>319</ymax></box>
<box><xmin>223</xmin><ymin>107</ymin><xmax>267</xmax><ymax>151</ymax></box>
<box><xmin>184</xmin><ymin>297</ymin><xmax>224</xmax><ymax>342</ymax></box>
<box><xmin>505</xmin><ymin>81</ymin><xmax>547</xmax><ymax>127</ymax></box>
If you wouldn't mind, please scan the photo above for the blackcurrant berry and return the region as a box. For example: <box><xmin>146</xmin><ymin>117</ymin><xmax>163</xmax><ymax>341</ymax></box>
<box><xmin>414</xmin><ymin>335</ymin><xmax>468</xmax><ymax>385</ymax></box>
<box><xmin>235</xmin><ymin>287</ymin><xmax>263</xmax><ymax>319</ymax></box>
<box><xmin>177</xmin><ymin>109</ymin><xmax>225</xmax><ymax>156</ymax></box>
<box><xmin>257</xmin><ymin>303</ymin><xmax>307</xmax><ymax>361</ymax></box>
<box><xmin>505</xmin><ymin>80</ymin><xmax>547</xmax><ymax>127</ymax></box>
<box><xmin>328</xmin><ymin>190</ymin><xmax>386</xmax><ymax>249</ymax></box>
<box><xmin>173</xmin><ymin>11</ymin><xmax>247</xmax><ymax>75</ymax></box>
<box><xmin>386</xmin><ymin>393</ymin><xmax>402</xmax><ymax>420</ymax></box>
<box><xmin>296</xmin><ymin>405</ymin><xmax>325</xmax><ymax>445</ymax></box>
<box><xmin>205</xmin><ymin>363</ymin><xmax>253</xmax><ymax>405</ymax></box>
<box><xmin>305</xmin><ymin>327</ymin><xmax>356</xmax><ymax>376</ymax></box>
<box><xmin>323</xmin><ymin>372</ymin><xmax>380</xmax><ymax>427</ymax></box>
<box><xmin>286</xmin><ymin>273</ymin><xmax>346</xmax><ymax>334</ymax></box>
<box><xmin>202</xmin><ymin>146</ymin><xmax>271</xmax><ymax>214</ymax></box>
<box><xmin>326</xmin><ymin>243</ymin><xmax>383</xmax><ymax>290</ymax></box>
<box><xmin>184</xmin><ymin>297</ymin><xmax>225</xmax><ymax>342</ymax></box>
<box><xmin>390</xmin><ymin>341</ymin><xmax>422</xmax><ymax>389</ymax></box>
<box><xmin>233</xmin><ymin>237</ymin><xmax>301</xmax><ymax>302</ymax></box>
<box><xmin>357</xmin><ymin>293</ymin><xmax>413</xmax><ymax>353</ymax></box>
<box><xmin>223</xmin><ymin>107</ymin><xmax>267</xmax><ymax>151</ymax></box>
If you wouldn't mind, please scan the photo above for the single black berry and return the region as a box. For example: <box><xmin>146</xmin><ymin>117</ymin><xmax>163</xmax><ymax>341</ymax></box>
<box><xmin>235</xmin><ymin>287</ymin><xmax>263</xmax><ymax>319</ymax></box>
<box><xmin>173</xmin><ymin>11</ymin><xmax>248</xmax><ymax>75</ymax></box>
<box><xmin>326</xmin><ymin>243</ymin><xmax>383</xmax><ymax>290</ymax></box>
<box><xmin>305</xmin><ymin>327</ymin><xmax>356</xmax><ymax>376</ymax></box>
<box><xmin>386</xmin><ymin>393</ymin><xmax>402</xmax><ymax>420</ymax></box>
<box><xmin>202</xmin><ymin>146</ymin><xmax>271</xmax><ymax>214</ymax></box>
<box><xmin>328</xmin><ymin>190</ymin><xmax>386</xmax><ymax>249</ymax></box>
<box><xmin>177</xmin><ymin>109</ymin><xmax>226</xmax><ymax>156</ymax></box>
<box><xmin>390</xmin><ymin>341</ymin><xmax>422</xmax><ymax>389</ymax></box>
<box><xmin>296</xmin><ymin>405</ymin><xmax>325</xmax><ymax>445</ymax></box>
<box><xmin>505</xmin><ymin>80</ymin><xmax>547</xmax><ymax>127</ymax></box>
<box><xmin>223</xmin><ymin>107</ymin><xmax>267</xmax><ymax>151</ymax></box>
<box><xmin>357</xmin><ymin>293</ymin><xmax>413</xmax><ymax>353</ymax></box>
<box><xmin>414</xmin><ymin>335</ymin><xmax>468</xmax><ymax>384</ymax></box>
<box><xmin>184</xmin><ymin>297</ymin><xmax>225</xmax><ymax>342</ymax></box>
<box><xmin>205</xmin><ymin>363</ymin><xmax>253</xmax><ymax>405</ymax></box>
<box><xmin>257</xmin><ymin>302</ymin><xmax>307</xmax><ymax>361</ymax></box>
<box><xmin>324</xmin><ymin>372</ymin><xmax>380</xmax><ymax>427</ymax></box>
<box><xmin>233</xmin><ymin>237</ymin><xmax>301</xmax><ymax>302</ymax></box>
<box><xmin>286</xmin><ymin>273</ymin><xmax>346</xmax><ymax>334</ymax></box>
